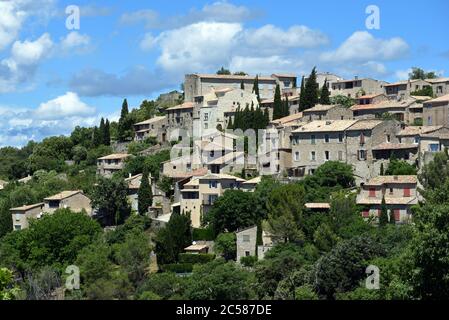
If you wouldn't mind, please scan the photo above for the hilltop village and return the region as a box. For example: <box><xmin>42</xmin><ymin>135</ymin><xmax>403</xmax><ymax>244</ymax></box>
<box><xmin>1</xmin><ymin>67</ymin><xmax>449</xmax><ymax>300</ymax></box>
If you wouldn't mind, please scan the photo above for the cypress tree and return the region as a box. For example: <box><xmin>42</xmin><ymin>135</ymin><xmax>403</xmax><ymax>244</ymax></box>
<box><xmin>298</xmin><ymin>76</ymin><xmax>306</xmax><ymax>111</ymax></box>
<box><xmin>273</xmin><ymin>84</ymin><xmax>282</xmax><ymax>120</ymax></box>
<box><xmin>263</xmin><ymin>108</ymin><xmax>270</xmax><ymax>126</ymax></box>
<box><xmin>320</xmin><ymin>79</ymin><xmax>331</xmax><ymax>105</ymax></box>
<box><xmin>118</xmin><ymin>98</ymin><xmax>131</xmax><ymax>141</ymax></box>
<box><xmin>252</xmin><ymin>75</ymin><xmax>260</xmax><ymax>103</ymax></box>
<box><xmin>104</xmin><ymin>119</ymin><xmax>111</xmax><ymax>146</ymax></box>
<box><xmin>138</xmin><ymin>168</ymin><xmax>153</xmax><ymax>215</ymax></box>
<box><xmin>380</xmin><ymin>163</ymin><xmax>384</xmax><ymax>175</ymax></box>
<box><xmin>379</xmin><ymin>196</ymin><xmax>389</xmax><ymax>226</ymax></box>
<box><xmin>99</xmin><ymin>118</ymin><xmax>105</xmax><ymax>145</ymax></box>
<box><xmin>241</xmin><ymin>80</ymin><xmax>245</xmax><ymax>90</ymax></box>
<box><xmin>284</xmin><ymin>94</ymin><xmax>290</xmax><ymax>117</ymax></box>
<box><xmin>303</xmin><ymin>67</ymin><xmax>319</xmax><ymax>110</ymax></box>
<box><xmin>92</xmin><ymin>126</ymin><xmax>101</xmax><ymax>147</ymax></box>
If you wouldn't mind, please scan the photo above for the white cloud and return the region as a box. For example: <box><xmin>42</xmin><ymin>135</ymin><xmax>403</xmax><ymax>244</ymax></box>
<box><xmin>35</xmin><ymin>92</ymin><xmax>95</xmax><ymax>119</ymax></box>
<box><xmin>140</xmin><ymin>33</ymin><xmax>156</xmax><ymax>52</ymax></box>
<box><xmin>60</xmin><ymin>31</ymin><xmax>91</xmax><ymax>53</ymax></box>
<box><xmin>321</xmin><ymin>31</ymin><xmax>409</xmax><ymax>63</ymax></box>
<box><xmin>230</xmin><ymin>55</ymin><xmax>303</xmax><ymax>75</ymax></box>
<box><xmin>0</xmin><ymin>92</ymin><xmax>103</xmax><ymax>147</ymax></box>
<box><xmin>120</xmin><ymin>1</ymin><xmax>259</xmax><ymax>30</ymax></box>
<box><xmin>155</xmin><ymin>22</ymin><xmax>242</xmax><ymax>72</ymax></box>
<box><xmin>0</xmin><ymin>33</ymin><xmax>54</xmax><ymax>93</ymax></box>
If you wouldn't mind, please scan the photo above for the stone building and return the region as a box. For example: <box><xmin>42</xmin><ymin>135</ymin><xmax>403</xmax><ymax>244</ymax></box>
<box><xmin>134</xmin><ymin>116</ymin><xmax>168</xmax><ymax>143</ymax></box>
<box><xmin>384</xmin><ymin>79</ymin><xmax>431</xmax><ymax>99</ymax></box>
<box><xmin>357</xmin><ymin>175</ymin><xmax>419</xmax><ymax>224</ymax></box>
<box><xmin>97</xmin><ymin>153</ymin><xmax>131</xmax><ymax>178</ymax></box>
<box><xmin>422</xmin><ymin>94</ymin><xmax>449</xmax><ymax>126</ymax></box>
<box><xmin>425</xmin><ymin>77</ymin><xmax>449</xmax><ymax>97</ymax></box>
<box><xmin>236</xmin><ymin>226</ymin><xmax>257</xmax><ymax>263</ymax></box>
<box><xmin>330</xmin><ymin>77</ymin><xmax>387</xmax><ymax>98</ymax></box>
<box><xmin>43</xmin><ymin>190</ymin><xmax>92</xmax><ymax>216</ymax></box>
<box><xmin>302</xmin><ymin>104</ymin><xmax>353</xmax><ymax>121</ymax></box>
<box><xmin>10</xmin><ymin>203</ymin><xmax>44</xmax><ymax>231</ymax></box>
<box><xmin>184</xmin><ymin>73</ymin><xmax>297</xmax><ymax>103</ymax></box>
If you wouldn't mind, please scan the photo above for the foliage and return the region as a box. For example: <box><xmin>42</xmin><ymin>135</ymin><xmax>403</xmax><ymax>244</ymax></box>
<box><xmin>179</xmin><ymin>253</ymin><xmax>215</xmax><ymax>264</ymax></box>
<box><xmin>214</xmin><ymin>233</ymin><xmax>236</xmax><ymax>261</ymax></box>
<box><xmin>330</xmin><ymin>95</ymin><xmax>355</xmax><ymax>108</ymax></box>
<box><xmin>240</xmin><ymin>256</ymin><xmax>257</xmax><ymax>267</ymax></box>
<box><xmin>154</xmin><ymin>212</ymin><xmax>192</xmax><ymax>264</ymax></box>
<box><xmin>300</xmin><ymin>67</ymin><xmax>319</xmax><ymax>111</ymax></box>
<box><xmin>137</xmin><ymin>272</ymin><xmax>187</xmax><ymax>300</ymax></box>
<box><xmin>185</xmin><ymin>259</ymin><xmax>255</xmax><ymax>300</ymax></box>
<box><xmin>409</xmin><ymin>67</ymin><xmax>437</xmax><ymax>80</ymax></box>
<box><xmin>319</xmin><ymin>79</ymin><xmax>331</xmax><ymax>105</ymax></box>
<box><xmin>216</xmin><ymin>67</ymin><xmax>231</xmax><ymax>75</ymax></box>
<box><xmin>0</xmin><ymin>267</ymin><xmax>20</xmax><ymax>300</ymax></box>
<box><xmin>205</xmin><ymin>190</ymin><xmax>260</xmax><ymax>236</ymax></box>
<box><xmin>419</xmin><ymin>151</ymin><xmax>449</xmax><ymax>189</ymax></box>
<box><xmin>138</xmin><ymin>168</ymin><xmax>152</xmax><ymax>215</ymax></box>
<box><xmin>295</xmin><ymin>285</ymin><xmax>319</xmax><ymax>300</ymax></box>
<box><xmin>411</xmin><ymin>86</ymin><xmax>434</xmax><ymax>97</ymax></box>
<box><xmin>192</xmin><ymin>227</ymin><xmax>215</xmax><ymax>241</ymax></box>
<box><xmin>160</xmin><ymin>263</ymin><xmax>194</xmax><ymax>273</ymax></box>
<box><xmin>91</xmin><ymin>177</ymin><xmax>131</xmax><ymax>226</ymax></box>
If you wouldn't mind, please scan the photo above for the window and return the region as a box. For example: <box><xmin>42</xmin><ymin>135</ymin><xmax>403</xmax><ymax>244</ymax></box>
<box><xmin>208</xmin><ymin>194</ymin><xmax>218</xmax><ymax>204</ymax></box>
<box><xmin>414</xmin><ymin>136</ymin><xmax>420</xmax><ymax>144</ymax></box>
<box><xmin>210</xmin><ymin>151</ymin><xmax>215</xmax><ymax>158</ymax></box>
<box><xmin>398</xmin><ymin>137</ymin><xmax>402</xmax><ymax>144</ymax></box>
<box><xmin>242</xmin><ymin>235</ymin><xmax>250</xmax><ymax>242</ymax></box>
<box><xmin>394</xmin><ymin>209</ymin><xmax>401</xmax><ymax>222</ymax></box>
<box><xmin>428</xmin><ymin>116</ymin><xmax>432</xmax><ymax>125</ymax></box>
<box><xmin>173</xmin><ymin>165</ymin><xmax>177</xmax><ymax>170</ymax></box>
<box><xmin>325</xmin><ymin>151</ymin><xmax>330</xmax><ymax>161</ymax></box>
<box><xmin>187</xmin><ymin>163</ymin><xmax>191</xmax><ymax>171</ymax></box>
<box><xmin>362</xmin><ymin>210</ymin><xmax>370</xmax><ymax>218</ymax></box>
<box><xmin>369</xmin><ymin>188</ymin><xmax>376</xmax><ymax>197</ymax></box>
<box><xmin>339</xmin><ymin>133</ymin><xmax>344</xmax><ymax>142</ymax></box>
<box><xmin>209</xmin><ymin>180</ymin><xmax>218</xmax><ymax>188</ymax></box>
<box><xmin>204</xmin><ymin>113</ymin><xmax>209</xmax><ymax>121</ymax></box>
<box><xmin>338</xmin><ymin>151</ymin><xmax>343</xmax><ymax>161</ymax></box>
<box><xmin>294</xmin><ymin>152</ymin><xmax>300</xmax><ymax>161</ymax></box>
<box><xmin>429</xmin><ymin>143</ymin><xmax>440</xmax><ymax>152</ymax></box>
<box><xmin>358</xmin><ymin>150</ymin><xmax>366</xmax><ymax>161</ymax></box>
<box><xmin>311</xmin><ymin>135</ymin><xmax>316</xmax><ymax>144</ymax></box>
<box><xmin>15</xmin><ymin>214</ymin><xmax>21</xmax><ymax>222</ymax></box>
<box><xmin>404</xmin><ymin>188</ymin><xmax>411</xmax><ymax>197</ymax></box>
<box><xmin>204</xmin><ymin>123</ymin><xmax>208</xmax><ymax>129</ymax></box>
<box><xmin>245</xmin><ymin>251</ymin><xmax>251</xmax><ymax>257</ymax></box>
<box><xmin>14</xmin><ymin>225</ymin><xmax>22</xmax><ymax>231</ymax></box>
<box><xmin>325</xmin><ymin>134</ymin><xmax>330</xmax><ymax>143</ymax></box>
<box><xmin>386</xmin><ymin>135</ymin><xmax>391</xmax><ymax>143</ymax></box>
<box><xmin>311</xmin><ymin>151</ymin><xmax>316</xmax><ymax>161</ymax></box>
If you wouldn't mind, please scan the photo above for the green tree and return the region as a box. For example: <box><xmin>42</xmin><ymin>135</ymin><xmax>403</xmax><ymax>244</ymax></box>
<box><xmin>298</xmin><ymin>75</ymin><xmax>306</xmax><ymax>111</ymax></box>
<box><xmin>154</xmin><ymin>212</ymin><xmax>192</xmax><ymax>264</ymax></box>
<box><xmin>138</xmin><ymin>168</ymin><xmax>152</xmax><ymax>215</ymax></box>
<box><xmin>204</xmin><ymin>190</ymin><xmax>259</xmax><ymax>236</ymax></box>
<box><xmin>91</xmin><ymin>177</ymin><xmax>131</xmax><ymax>226</ymax></box>
<box><xmin>385</xmin><ymin>159</ymin><xmax>417</xmax><ymax>175</ymax></box>
<box><xmin>272</xmin><ymin>84</ymin><xmax>283</xmax><ymax>120</ymax></box>
<box><xmin>330</xmin><ymin>95</ymin><xmax>355</xmax><ymax>108</ymax></box>
<box><xmin>252</xmin><ymin>75</ymin><xmax>260</xmax><ymax>103</ymax></box>
<box><xmin>409</xmin><ymin>67</ymin><xmax>437</xmax><ymax>80</ymax></box>
<box><xmin>302</xmin><ymin>67</ymin><xmax>319</xmax><ymax>110</ymax></box>
<box><xmin>379</xmin><ymin>196</ymin><xmax>389</xmax><ymax>226</ymax></box>
<box><xmin>0</xmin><ymin>268</ymin><xmax>20</xmax><ymax>300</ymax></box>
<box><xmin>240</xmin><ymin>80</ymin><xmax>244</xmax><ymax>90</ymax></box>
<box><xmin>266</xmin><ymin>184</ymin><xmax>306</xmax><ymax>242</ymax></box>
<box><xmin>118</xmin><ymin>99</ymin><xmax>133</xmax><ymax>141</ymax></box>
<box><xmin>419</xmin><ymin>152</ymin><xmax>449</xmax><ymax>189</ymax></box>
<box><xmin>319</xmin><ymin>79</ymin><xmax>331</xmax><ymax>104</ymax></box>
<box><xmin>214</xmin><ymin>233</ymin><xmax>237</xmax><ymax>261</ymax></box>
<box><xmin>186</xmin><ymin>259</ymin><xmax>255</xmax><ymax>300</ymax></box>
<box><xmin>216</xmin><ymin>67</ymin><xmax>231</xmax><ymax>75</ymax></box>
<box><xmin>104</xmin><ymin>119</ymin><xmax>111</xmax><ymax>145</ymax></box>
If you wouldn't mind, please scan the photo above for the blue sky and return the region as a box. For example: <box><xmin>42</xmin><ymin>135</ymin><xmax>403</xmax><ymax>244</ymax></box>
<box><xmin>0</xmin><ymin>0</ymin><xmax>448</xmax><ymax>147</ymax></box>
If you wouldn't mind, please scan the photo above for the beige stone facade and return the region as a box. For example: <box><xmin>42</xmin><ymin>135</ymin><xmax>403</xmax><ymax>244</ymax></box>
<box><xmin>331</xmin><ymin>78</ymin><xmax>387</xmax><ymax>98</ymax></box>
<box><xmin>236</xmin><ymin>226</ymin><xmax>257</xmax><ymax>263</ymax></box>
<box><xmin>43</xmin><ymin>190</ymin><xmax>92</xmax><ymax>216</ymax></box>
<box><xmin>97</xmin><ymin>153</ymin><xmax>131</xmax><ymax>178</ymax></box>
<box><xmin>10</xmin><ymin>203</ymin><xmax>44</xmax><ymax>231</ymax></box>
<box><xmin>134</xmin><ymin>116</ymin><xmax>168</xmax><ymax>143</ymax></box>
<box><xmin>357</xmin><ymin>175</ymin><xmax>419</xmax><ymax>224</ymax></box>
<box><xmin>423</xmin><ymin>94</ymin><xmax>449</xmax><ymax>126</ymax></box>
<box><xmin>302</xmin><ymin>104</ymin><xmax>353</xmax><ymax>121</ymax></box>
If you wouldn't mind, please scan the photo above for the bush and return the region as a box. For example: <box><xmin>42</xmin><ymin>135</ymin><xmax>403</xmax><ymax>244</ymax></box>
<box><xmin>160</xmin><ymin>263</ymin><xmax>193</xmax><ymax>273</ymax></box>
<box><xmin>178</xmin><ymin>253</ymin><xmax>215</xmax><ymax>264</ymax></box>
<box><xmin>240</xmin><ymin>256</ymin><xmax>257</xmax><ymax>267</ymax></box>
<box><xmin>192</xmin><ymin>228</ymin><xmax>215</xmax><ymax>241</ymax></box>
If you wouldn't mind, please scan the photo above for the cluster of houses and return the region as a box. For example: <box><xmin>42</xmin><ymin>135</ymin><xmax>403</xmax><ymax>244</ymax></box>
<box><xmin>6</xmin><ymin>71</ymin><xmax>449</xmax><ymax>262</ymax></box>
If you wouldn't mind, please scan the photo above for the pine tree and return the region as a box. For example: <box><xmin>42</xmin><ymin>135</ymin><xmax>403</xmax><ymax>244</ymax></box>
<box><xmin>99</xmin><ymin>118</ymin><xmax>105</xmax><ymax>145</ymax></box>
<box><xmin>298</xmin><ymin>76</ymin><xmax>306</xmax><ymax>111</ymax></box>
<box><xmin>263</xmin><ymin>108</ymin><xmax>270</xmax><ymax>126</ymax></box>
<box><xmin>138</xmin><ymin>168</ymin><xmax>152</xmax><ymax>215</ymax></box>
<box><xmin>104</xmin><ymin>119</ymin><xmax>111</xmax><ymax>146</ymax></box>
<box><xmin>319</xmin><ymin>79</ymin><xmax>331</xmax><ymax>105</ymax></box>
<box><xmin>118</xmin><ymin>98</ymin><xmax>131</xmax><ymax>142</ymax></box>
<box><xmin>252</xmin><ymin>75</ymin><xmax>260</xmax><ymax>103</ymax></box>
<box><xmin>273</xmin><ymin>84</ymin><xmax>282</xmax><ymax>120</ymax></box>
<box><xmin>379</xmin><ymin>196</ymin><xmax>389</xmax><ymax>226</ymax></box>
<box><xmin>303</xmin><ymin>67</ymin><xmax>319</xmax><ymax>110</ymax></box>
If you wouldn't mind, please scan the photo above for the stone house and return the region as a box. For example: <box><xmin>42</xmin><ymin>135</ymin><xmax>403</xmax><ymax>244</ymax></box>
<box><xmin>356</xmin><ymin>175</ymin><xmax>419</xmax><ymax>224</ymax></box>
<box><xmin>302</xmin><ymin>104</ymin><xmax>353</xmax><ymax>121</ymax></box>
<box><xmin>290</xmin><ymin>120</ymin><xmax>358</xmax><ymax>176</ymax></box>
<box><xmin>425</xmin><ymin>77</ymin><xmax>449</xmax><ymax>96</ymax></box>
<box><xmin>10</xmin><ymin>203</ymin><xmax>44</xmax><ymax>231</ymax></box>
<box><xmin>384</xmin><ymin>79</ymin><xmax>431</xmax><ymax>99</ymax></box>
<box><xmin>125</xmin><ymin>173</ymin><xmax>154</xmax><ymax>212</ymax></box>
<box><xmin>423</xmin><ymin>94</ymin><xmax>449</xmax><ymax>126</ymax></box>
<box><xmin>417</xmin><ymin>126</ymin><xmax>449</xmax><ymax>166</ymax></box>
<box><xmin>43</xmin><ymin>190</ymin><xmax>92</xmax><ymax>216</ymax></box>
<box><xmin>165</xmin><ymin>102</ymin><xmax>196</xmax><ymax>141</ymax></box>
<box><xmin>184</xmin><ymin>73</ymin><xmax>297</xmax><ymax>103</ymax></box>
<box><xmin>134</xmin><ymin>116</ymin><xmax>168</xmax><ymax>143</ymax></box>
<box><xmin>97</xmin><ymin>153</ymin><xmax>131</xmax><ymax>178</ymax></box>
<box><xmin>236</xmin><ymin>226</ymin><xmax>257</xmax><ymax>263</ymax></box>
<box><xmin>179</xmin><ymin>173</ymin><xmax>248</xmax><ymax>228</ymax></box>
<box><xmin>330</xmin><ymin>77</ymin><xmax>387</xmax><ymax>98</ymax></box>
